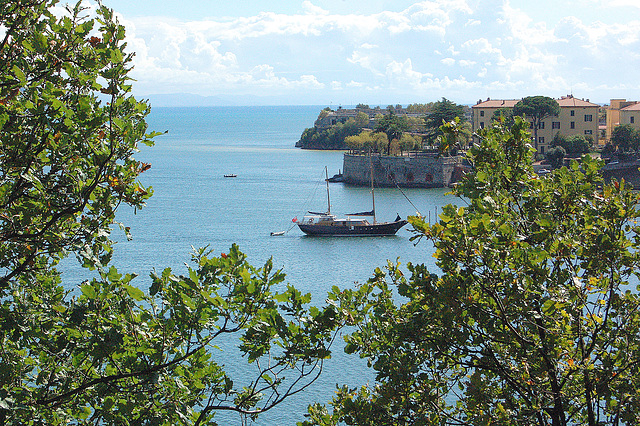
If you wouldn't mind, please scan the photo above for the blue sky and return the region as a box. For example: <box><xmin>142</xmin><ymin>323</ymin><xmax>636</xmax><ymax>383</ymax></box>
<box><xmin>89</xmin><ymin>0</ymin><xmax>640</xmax><ymax>105</ymax></box>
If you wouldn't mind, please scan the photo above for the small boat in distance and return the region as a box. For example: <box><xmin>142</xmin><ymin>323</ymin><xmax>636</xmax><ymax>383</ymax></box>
<box><xmin>297</xmin><ymin>164</ymin><xmax>407</xmax><ymax>237</ymax></box>
<box><xmin>224</xmin><ymin>174</ymin><xmax>237</xmax><ymax>178</ymax></box>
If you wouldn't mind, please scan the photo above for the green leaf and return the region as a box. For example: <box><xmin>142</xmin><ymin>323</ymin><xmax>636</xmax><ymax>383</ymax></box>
<box><xmin>110</xmin><ymin>48</ymin><xmax>124</xmax><ymax>63</ymax></box>
<box><xmin>0</xmin><ymin>113</ymin><xmax>8</xmax><ymax>131</ymax></box>
<box><xmin>81</xmin><ymin>284</ymin><xmax>97</xmax><ymax>299</ymax></box>
<box><xmin>541</xmin><ymin>299</ymin><xmax>556</xmax><ymax>314</ymax></box>
<box><xmin>274</xmin><ymin>292</ymin><xmax>289</xmax><ymax>303</ymax></box>
<box><xmin>124</xmin><ymin>284</ymin><xmax>144</xmax><ymax>301</ymax></box>
<box><xmin>11</xmin><ymin>65</ymin><xmax>26</xmax><ymax>84</ymax></box>
<box><xmin>189</xmin><ymin>268</ymin><xmax>198</xmax><ymax>284</ymax></box>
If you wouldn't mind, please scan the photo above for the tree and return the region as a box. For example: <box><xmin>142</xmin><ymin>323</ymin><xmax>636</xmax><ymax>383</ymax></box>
<box><xmin>602</xmin><ymin>142</ymin><xmax>616</xmax><ymax>157</ymax></box>
<box><xmin>297</xmin><ymin>119</ymin><xmax>361</xmax><ymax>149</ymax></box>
<box><xmin>372</xmin><ymin>132</ymin><xmax>389</xmax><ymax>154</ymax></box>
<box><xmin>354</xmin><ymin>111</ymin><xmax>369</xmax><ymax>128</ymax></box>
<box><xmin>345</xmin><ymin>131</ymin><xmax>377</xmax><ymax>152</ymax></box>
<box><xmin>374</xmin><ymin>112</ymin><xmax>409</xmax><ymax>155</ymax></box>
<box><xmin>303</xmin><ymin>117</ymin><xmax>640</xmax><ymax>426</ymax></box>
<box><xmin>552</xmin><ymin>133</ymin><xmax>590</xmax><ymax>156</ymax></box>
<box><xmin>545</xmin><ymin>145</ymin><xmax>566</xmax><ymax>169</ymax></box>
<box><xmin>406</xmin><ymin>116</ymin><xmax>425</xmax><ymax>133</ymax></box>
<box><xmin>491</xmin><ymin>107</ymin><xmax>515</xmax><ymax>128</ymax></box>
<box><xmin>424</xmin><ymin>97</ymin><xmax>465</xmax><ymax>144</ymax></box>
<box><xmin>611</xmin><ymin>124</ymin><xmax>640</xmax><ymax>152</ymax></box>
<box><xmin>513</xmin><ymin>96</ymin><xmax>560</xmax><ymax>151</ymax></box>
<box><xmin>0</xmin><ymin>1</ymin><xmax>154</xmax><ymax>287</ymax></box>
<box><xmin>398</xmin><ymin>133</ymin><xmax>421</xmax><ymax>155</ymax></box>
<box><xmin>1</xmin><ymin>2</ymin><xmax>344</xmax><ymax>424</ymax></box>
<box><xmin>405</xmin><ymin>103</ymin><xmax>431</xmax><ymax>114</ymax></box>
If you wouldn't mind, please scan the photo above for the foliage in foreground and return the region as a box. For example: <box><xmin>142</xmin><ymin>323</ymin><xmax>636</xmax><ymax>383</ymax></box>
<box><xmin>303</xmin><ymin>117</ymin><xmax>640</xmax><ymax>425</ymax></box>
<box><xmin>0</xmin><ymin>2</ymin><xmax>344</xmax><ymax>424</ymax></box>
<box><xmin>3</xmin><ymin>243</ymin><xmax>341</xmax><ymax>425</ymax></box>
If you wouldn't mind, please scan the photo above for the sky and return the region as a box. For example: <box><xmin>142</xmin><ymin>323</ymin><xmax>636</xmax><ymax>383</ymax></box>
<box><xmin>85</xmin><ymin>0</ymin><xmax>640</xmax><ymax>106</ymax></box>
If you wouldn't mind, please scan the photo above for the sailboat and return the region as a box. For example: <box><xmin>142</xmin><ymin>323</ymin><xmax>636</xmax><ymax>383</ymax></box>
<box><xmin>297</xmin><ymin>163</ymin><xmax>407</xmax><ymax>237</ymax></box>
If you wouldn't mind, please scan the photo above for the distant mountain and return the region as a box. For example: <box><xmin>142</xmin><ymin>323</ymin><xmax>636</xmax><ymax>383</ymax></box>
<box><xmin>140</xmin><ymin>92</ymin><xmax>349</xmax><ymax>107</ymax></box>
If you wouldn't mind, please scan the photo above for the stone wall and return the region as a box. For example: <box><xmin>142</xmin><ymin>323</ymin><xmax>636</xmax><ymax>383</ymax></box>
<box><xmin>601</xmin><ymin>160</ymin><xmax>640</xmax><ymax>188</ymax></box>
<box><xmin>342</xmin><ymin>153</ymin><xmax>463</xmax><ymax>188</ymax></box>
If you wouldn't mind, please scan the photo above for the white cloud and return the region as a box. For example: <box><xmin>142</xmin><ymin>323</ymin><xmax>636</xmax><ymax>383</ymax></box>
<box><xmin>348</xmin><ymin>49</ymin><xmax>386</xmax><ymax>77</ymax></box>
<box><xmin>607</xmin><ymin>0</ymin><xmax>640</xmax><ymax>7</ymax></box>
<box><xmin>461</xmin><ymin>38</ymin><xmax>501</xmax><ymax>56</ymax></box>
<box><xmin>302</xmin><ymin>1</ymin><xmax>329</xmax><ymax>15</ymax></box>
<box><xmin>108</xmin><ymin>0</ymin><xmax>640</xmax><ymax>104</ymax></box>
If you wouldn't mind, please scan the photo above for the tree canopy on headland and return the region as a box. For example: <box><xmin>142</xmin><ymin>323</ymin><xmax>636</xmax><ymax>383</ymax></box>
<box><xmin>297</xmin><ymin>100</ymin><xmax>468</xmax><ymax>152</ymax></box>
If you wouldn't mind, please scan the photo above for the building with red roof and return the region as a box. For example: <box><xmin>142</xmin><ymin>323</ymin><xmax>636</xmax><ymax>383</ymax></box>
<box><xmin>471</xmin><ymin>95</ymin><xmax>599</xmax><ymax>154</ymax></box>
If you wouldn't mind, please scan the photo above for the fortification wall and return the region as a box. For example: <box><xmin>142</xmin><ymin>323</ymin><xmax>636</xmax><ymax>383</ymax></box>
<box><xmin>342</xmin><ymin>153</ymin><xmax>463</xmax><ymax>188</ymax></box>
<box><xmin>601</xmin><ymin>160</ymin><xmax>640</xmax><ymax>188</ymax></box>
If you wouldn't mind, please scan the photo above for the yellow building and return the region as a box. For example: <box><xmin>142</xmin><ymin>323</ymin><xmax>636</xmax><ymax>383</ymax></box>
<box><xmin>606</xmin><ymin>99</ymin><xmax>640</xmax><ymax>142</ymax></box>
<box><xmin>620</xmin><ymin>103</ymin><xmax>640</xmax><ymax>129</ymax></box>
<box><xmin>471</xmin><ymin>95</ymin><xmax>599</xmax><ymax>154</ymax></box>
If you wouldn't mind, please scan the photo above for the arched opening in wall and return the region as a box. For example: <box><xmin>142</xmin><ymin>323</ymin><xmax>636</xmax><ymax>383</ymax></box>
<box><xmin>425</xmin><ymin>173</ymin><xmax>433</xmax><ymax>182</ymax></box>
<box><xmin>406</xmin><ymin>171</ymin><xmax>414</xmax><ymax>182</ymax></box>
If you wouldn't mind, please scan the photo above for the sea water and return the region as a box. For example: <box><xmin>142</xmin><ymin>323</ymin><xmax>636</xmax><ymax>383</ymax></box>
<box><xmin>63</xmin><ymin>106</ymin><xmax>455</xmax><ymax>424</ymax></box>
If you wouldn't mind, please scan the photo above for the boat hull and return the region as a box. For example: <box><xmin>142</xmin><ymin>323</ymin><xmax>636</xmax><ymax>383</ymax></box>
<box><xmin>298</xmin><ymin>220</ymin><xmax>407</xmax><ymax>236</ymax></box>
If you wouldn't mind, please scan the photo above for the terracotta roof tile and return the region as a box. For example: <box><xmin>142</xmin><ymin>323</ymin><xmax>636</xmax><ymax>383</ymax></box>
<box><xmin>472</xmin><ymin>99</ymin><xmax>519</xmax><ymax>108</ymax></box>
<box><xmin>621</xmin><ymin>102</ymin><xmax>640</xmax><ymax>111</ymax></box>
<box><xmin>556</xmin><ymin>97</ymin><xmax>599</xmax><ymax>107</ymax></box>
<box><xmin>473</xmin><ymin>97</ymin><xmax>598</xmax><ymax>108</ymax></box>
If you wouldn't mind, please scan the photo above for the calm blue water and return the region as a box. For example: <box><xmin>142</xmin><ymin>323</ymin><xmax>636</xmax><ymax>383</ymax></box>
<box><xmin>63</xmin><ymin>106</ymin><xmax>454</xmax><ymax>424</ymax></box>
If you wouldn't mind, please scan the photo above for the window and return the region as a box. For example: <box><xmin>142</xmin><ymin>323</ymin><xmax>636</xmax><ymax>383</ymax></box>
<box><xmin>540</xmin><ymin>146</ymin><xmax>545</xmax><ymax>154</ymax></box>
<box><xmin>480</xmin><ymin>122</ymin><xmax>485</xmax><ymax>129</ymax></box>
<box><xmin>539</xmin><ymin>137</ymin><xmax>545</xmax><ymax>145</ymax></box>
<box><xmin>480</xmin><ymin>111</ymin><xmax>485</xmax><ymax>117</ymax></box>
<box><xmin>584</xmin><ymin>114</ymin><xmax>593</xmax><ymax>122</ymax></box>
<box><xmin>571</xmin><ymin>110</ymin><xmax>575</xmax><ymax>117</ymax></box>
<box><xmin>552</xmin><ymin>122</ymin><xmax>560</xmax><ymax>129</ymax></box>
<box><xmin>585</xmin><ymin>130</ymin><xmax>593</xmax><ymax>135</ymax></box>
<box><xmin>538</xmin><ymin>122</ymin><xmax>545</xmax><ymax>129</ymax></box>
<box><xmin>570</xmin><ymin>122</ymin><xmax>575</xmax><ymax>129</ymax></box>
<box><xmin>632</xmin><ymin>116</ymin><xmax>635</xmax><ymax>124</ymax></box>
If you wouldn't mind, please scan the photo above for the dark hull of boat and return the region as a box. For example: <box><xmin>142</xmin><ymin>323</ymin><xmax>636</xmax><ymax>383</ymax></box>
<box><xmin>298</xmin><ymin>220</ymin><xmax>408</xmax><ymax>236</ymax></box>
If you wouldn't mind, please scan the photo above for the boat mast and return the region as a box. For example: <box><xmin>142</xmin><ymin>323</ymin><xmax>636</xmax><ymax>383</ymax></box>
<box><xmin>369</xmin><ymin>151</ymin><xmax>376</xmax><ymax>224</ymax></box>
<box><xmin>325</xmin><ymin>166</ymin><xmax>331</xmax><ymax>215</ymax></box>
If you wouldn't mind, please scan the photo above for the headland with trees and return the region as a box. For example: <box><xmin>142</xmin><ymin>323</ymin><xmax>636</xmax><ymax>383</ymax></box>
<box><xmin>296</xmin><ymin>99</ymin><xmax>472</xmax><ymax>156</ymax></box>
